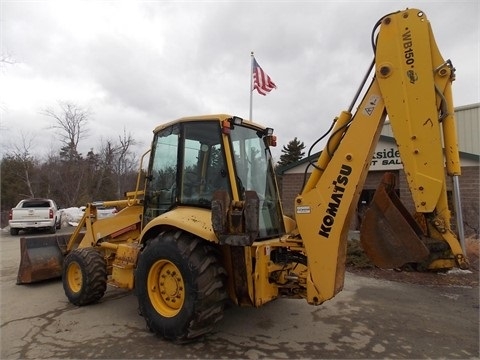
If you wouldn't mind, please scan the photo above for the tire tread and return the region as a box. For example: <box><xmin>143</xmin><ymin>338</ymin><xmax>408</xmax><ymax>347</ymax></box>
<box><xmin>136</xmin><ymin>231</ymin><xmax>227</xmax><ymax>341</ymax></box>
<box><xmin>63</xmin><ymin>248</ymin><xmax>107</xmax><ymax>306</ymax></box>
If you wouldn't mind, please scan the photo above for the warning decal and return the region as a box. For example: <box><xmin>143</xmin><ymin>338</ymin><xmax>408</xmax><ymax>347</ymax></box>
<box><xmin>363</xmin><ymin>95</ymin><xmax>380</xmax><ymax>116</ymax></box>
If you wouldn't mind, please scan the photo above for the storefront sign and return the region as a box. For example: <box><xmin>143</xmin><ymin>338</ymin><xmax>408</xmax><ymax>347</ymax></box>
<box><xmin>370</xmin><ymin>146</ymin><xmax>403</xmax><ymax>170</ymax></box>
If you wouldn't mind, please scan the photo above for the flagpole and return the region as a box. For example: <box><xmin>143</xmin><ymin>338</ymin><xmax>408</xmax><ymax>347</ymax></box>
<box><xmin>249</xmin><ymin>51</ymin><xmax>254</xmax><ymax>120</ymax></box>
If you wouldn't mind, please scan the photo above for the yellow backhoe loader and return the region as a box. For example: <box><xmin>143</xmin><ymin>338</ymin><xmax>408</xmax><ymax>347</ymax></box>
<box><xmin>17</xmin><ymin>8</ymin><xmax>468</xmax><ymax>342</ymax></box>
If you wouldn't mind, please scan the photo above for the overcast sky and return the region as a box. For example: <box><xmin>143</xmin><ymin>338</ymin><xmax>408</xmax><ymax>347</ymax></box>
<box><xmin>1</xmin><ymin>0</ymin><xmax>478</xmax><ymax>162</ymax></box>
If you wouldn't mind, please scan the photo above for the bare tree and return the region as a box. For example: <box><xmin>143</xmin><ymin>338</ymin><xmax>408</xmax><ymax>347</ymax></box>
<box><xmin>39</xmin><ymin>102</ymin><xmax>91</xmax><ymax>205</ymax></box>
<box><xmin>94</xmin><ymin>129</ymin><xmax>138</xmax><ymax>199</ymax></box>
<box><xmin>89</xmin><ymin>140</ymin><xmax>116</xmax><ymax>200</ymax></box>
<box><xmin>7</xmin><ymin>132</ymin><xmax>37</xmax><ymax>198</ymax></box>
<box><xmin>42</xmin><ymin>101</ymin><xmax>89</xmax><ymax>160</ymax></box>
<box><xmin>114</xmin><ymin>128</ymin><xmax>137</xmax><ymax>197</ymax></box>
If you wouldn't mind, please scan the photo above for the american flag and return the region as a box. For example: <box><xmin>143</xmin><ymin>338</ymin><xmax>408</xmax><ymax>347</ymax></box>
<box><xmin>252</xmin><ymin>58</ymin><xmax>277</xmax><ymax>96</ymax></box>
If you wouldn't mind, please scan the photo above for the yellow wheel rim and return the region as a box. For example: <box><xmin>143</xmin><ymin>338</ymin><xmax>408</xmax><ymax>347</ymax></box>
<box><xmin>66</xmin><ymin>261</ymin><xmax>83</xmax><ymax>293</ymax></box>
<box><xmin>147</xmin><ymin>259</ymin><xmax>185</xmax><ymax>317</ymax></box>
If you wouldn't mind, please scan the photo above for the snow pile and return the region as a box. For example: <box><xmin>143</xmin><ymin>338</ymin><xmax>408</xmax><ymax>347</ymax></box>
<box><xmin>60</xmin><ymin>207</ymin><xmax>85</xmax><ymax>226</ymax></box>
<box><xmin>60</xmin><ymin>206</ymin><xmax>117</xmax><ymax>227</ymax></box>
<box><xmin>441</xmin><ymin>268</ymin><xmax>473</xmax><ymax>276</ymax></box>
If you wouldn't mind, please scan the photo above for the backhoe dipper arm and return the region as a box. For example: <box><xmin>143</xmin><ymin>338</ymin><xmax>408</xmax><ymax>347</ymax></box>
<box><xmin>293</xmin><ymin>9</ymin><xmax>466</xmax><ymax>306</ymax></box>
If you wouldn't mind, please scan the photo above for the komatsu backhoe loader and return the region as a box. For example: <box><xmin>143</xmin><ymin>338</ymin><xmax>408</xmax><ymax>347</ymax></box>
<box><xmin>17</xmin><ymin>8</ymin><xmax>468</xmax><ymax>342</ymax></box>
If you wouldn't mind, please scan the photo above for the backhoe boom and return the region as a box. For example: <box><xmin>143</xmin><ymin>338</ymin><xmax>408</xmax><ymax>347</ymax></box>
<box><xmin>294</xmin><ymin>8</ymin><xmax>467</xmax><ymax>304</ymax></box>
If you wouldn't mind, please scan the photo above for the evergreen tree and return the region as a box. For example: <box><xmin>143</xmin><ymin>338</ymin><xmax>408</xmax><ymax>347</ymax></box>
<box><xmin>277</xmin><ymin>137</ymin><xmax>305</xmax><ymax>167</ymax></box>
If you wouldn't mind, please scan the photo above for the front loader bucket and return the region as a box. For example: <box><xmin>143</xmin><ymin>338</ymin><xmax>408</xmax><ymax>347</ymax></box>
<box><xmin>360</xmin><ymin>173</ymin><xmax>429</xmax><ymax>268</ymax></box>
<box><xmin>17</xmin><ymin>234</ymin><xmax>70</xmax><ymax>284</ymax></box>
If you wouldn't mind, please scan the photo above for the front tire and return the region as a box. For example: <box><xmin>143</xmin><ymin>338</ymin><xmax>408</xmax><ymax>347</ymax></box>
<box><xmin>63</xmin><ymin>248</ymin><xmax>107</xmax><ymax>306</ymax></box>
<box><xmin>135</xmin><ymin>230</ymin><xmax>227</xmax><ymax>342</ymax></box>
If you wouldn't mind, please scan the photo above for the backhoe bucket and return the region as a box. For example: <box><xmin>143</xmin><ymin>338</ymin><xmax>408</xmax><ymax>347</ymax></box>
<box><xmin>17</xmin><ymin>234</ymin><xmax>70</xmax><ymax>284</ymax></box>
<box><xmin>360</xmin><ymin>173</ymin><xmax>429</xmax><ymax>268</ymax></box>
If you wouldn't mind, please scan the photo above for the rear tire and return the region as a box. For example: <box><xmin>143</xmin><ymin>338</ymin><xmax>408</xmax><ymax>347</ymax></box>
<box><xmin>63</xmin><ymin>248</ymin><xmax>107</xmax><ymax>306</ymax></box>
<box><xmin>10</xmin><ymin>228</ymin><xmax>19</xmax><ymax>236</ymax></box>
<box><xmin>135</xmin><ymin>230</ymin><xmax>227</xmax><ymax>342</ymax></box>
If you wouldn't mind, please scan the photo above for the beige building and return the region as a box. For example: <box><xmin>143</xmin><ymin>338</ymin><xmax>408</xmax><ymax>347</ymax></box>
<box><xmin>277</xmin><ymin>103</ymin><xmax>479</xmax><ymax>237</ymax></box>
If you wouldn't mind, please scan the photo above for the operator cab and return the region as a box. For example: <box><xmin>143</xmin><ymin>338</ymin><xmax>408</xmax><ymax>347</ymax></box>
<box><xmin>143</xmin><ymin>116</ymin><xmax>285</xmax><ymax>240</ymax></box>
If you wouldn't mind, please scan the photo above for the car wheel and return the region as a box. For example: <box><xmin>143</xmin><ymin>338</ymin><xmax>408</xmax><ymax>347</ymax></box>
<box><xmin>10</xmin><ymin>228</ymin><xmax>19</xmax><ymax>236</ymax></box>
